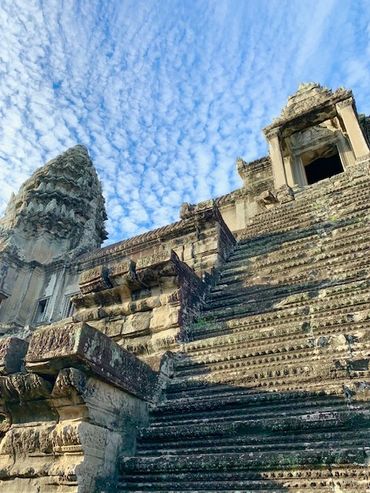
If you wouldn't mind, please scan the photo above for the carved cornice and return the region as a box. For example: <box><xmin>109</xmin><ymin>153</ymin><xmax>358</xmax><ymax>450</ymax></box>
<box><xmin>336</xmin><ymin>97</ymin><xmax>354</xmax><ymax>111</ymax></box>
<box><xmin>264</xmin><ymin>83</ymin><xmax>352</xmax><ymax>134</ymax></box>
<box><xmin>76</xmin><ymin>206</ymin><xmax>230</xmax><ymax>270</ymax></box>
<box><xmin>264</xmin><ymin>127</ymin><xmax>281</xmax><ymax>139</ymax></box>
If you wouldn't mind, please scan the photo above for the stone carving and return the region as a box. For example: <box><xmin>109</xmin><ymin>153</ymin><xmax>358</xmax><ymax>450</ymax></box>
<box><xmin>290</xmin><ymin>122</ymin><xmax>336</xmax><ymax>150</ymax></box>
<box><xmin>0</xmin><ymin>337</ymin><xmax>28</xmax><ymax>375</ymax></box>
<box><xmin>272</xmin><ymin>82</ymin><xmax>351</xmax><ymax>126</ymax></box>
<box><xmin>26</xmin><ymin>321</ymin><xmax>157</xmax><ymax>400</ymax></box>
<box><xmin>0</xmin><ymin>145</ymin><xmax>107</xmax><ymax>262</ymax></box>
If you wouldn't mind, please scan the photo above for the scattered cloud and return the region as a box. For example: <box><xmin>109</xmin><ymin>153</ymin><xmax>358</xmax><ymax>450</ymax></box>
<box><xmin>0</xmin><ymin>0</ymin><xmax>369</xmax><ymax>244</ymax></box>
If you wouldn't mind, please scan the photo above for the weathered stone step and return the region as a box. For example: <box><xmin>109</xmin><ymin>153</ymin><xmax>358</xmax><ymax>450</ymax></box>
<box><xmin>180</xmin><ymin>319</ymin><xmax>370</xmax><ymax>365</ymax></box>
<box><xmin>229</xmin><ymin>219</ymin><xmax>370</xmax><ymax>260</ymax></box>
<box><xmin>148</xmin><ymin>398</ymin><xmax>365</xmax><ymax>430</ymax></box>
<box><xmin>136</xmin><ymin>429</ymin><xmax>369</xmax><ymax>456</ymax></box>
<box><xmin>186</xmin><ymin>303</ymin><xmax>370</xmax><ymax>351</ymax></box>
<box><xmin>122</xmin><ymin>447</ymin><xmax>367</xmax><ymax>474</ymax></box>
<box><xmin>223</xmin><ymin>230</ymin><xmax>370</xmax><ymax>276</ymax></box>
<box><xmin>190</xmin><ymin>300</ymin><xmax>370</xmax><ymax>342</ymax></box>
<box><xmin>240</xmin><ymin>199</ymin><xmax>369</xmax><ymax>241</ymax></box>
<box><xmin>232</xmin><ymin>219</ymin><xmax>368</xmax><ymax>261</ymax></box>
<box><xmin>213</xmin><ymin>263</ymin><xmax>369</xmax><ymax>296</ymax></box>
<box><xmin>200</xmin><ymin>288</ymin><xmax>370</xmax><ymax>324</ymax></box>
<box><xmin>153</xmin><ymin>388</ymin><xmax>353</xmax><ymax>416</ymax></box>
<box><xmin>165</xmin><ymin>373</ymin><xmax>370</xmax><ymax>400</ymax></box>
<box><xmin>239</xmin><ymin>197</ymin><xmax>369</xmax><ymax>240</ymax></box>
<box><xmin>172</xmin><ymin>345</ymin><xmax>369</xmax><ymax>381</ymax></box>
<box><xmin>119</xmin><ymin>465</ymin><xmax>370</xmax><ymax>492</ymax></box>
<box><xmin>139</xmin><ymin>409</ymin><xmax>370</xmax><ymax>442</ymax></box>
<box><xmin>217</xmin><ymin>247</ymin><xmax>370</xmax><ymax>287</ymax></box>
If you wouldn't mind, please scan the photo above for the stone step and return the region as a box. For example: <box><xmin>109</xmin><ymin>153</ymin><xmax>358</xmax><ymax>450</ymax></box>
<box><xmin>119</xmin><ymin>465</ymin><xmax>370</xmax><ymax>492</ymax></box>
<box><xmin>165</xmin><ymin>373</ymin><xmax>370</xmax><ymax>400</ymax></box>
<box><xmin>222</xmin><ymin>229</ymin><xmax>370</xmax><ymax>276</ymax></box>
<box><xmin>152</xmin><ymin>387</ymin><xmax>355</xmax><ymax>416</ymax></box>
<box><xmin>149</xmin><ymin>396</ymin><xmax>365</xmax><ymax>428</ymax></box>
<box><xmin>139</xmin><ymin>409</ymin><xmax>370</xmax><ymax>442</ymax></box>
<box><xmin>137</xmin><ymin>429</ymin><xmax>369</xmax><ymax>455</ymax></box>
<box><xmin>122</xmin><ymin>448</ymin><xmax>367</xmax><ymax>474</ymax></box>
<box><xmin>118</xmin><ymin>169</ymin><xmax>370</xmax><ymax>492</ymax></box>
<box><xmin>190</xmin><ymin>300</ymin><xmax>370</xmax><ymax>342</ymax></box>
<box><xmin>179</xmin><ymin>319</ymin><xmax>370</xmax><ymax>366</ymax></box>
<box><xmin>240</xmin><ymin>197</ymin><xmax>369</xmax><ymax>240</ymax></box>
<box><xmin>228</xmin><ymin>219</ymin><xmax>370</xmax><ymax>262</ymax></box>
<box><xmin>199</xmin><ymin>287</ymin><xmax>370</xmax><ymax>325</ymax></box>
<box><xmin>217</xmin><ymin>246</ymin><xmax>370</xmax><ymax>287</ymax></box>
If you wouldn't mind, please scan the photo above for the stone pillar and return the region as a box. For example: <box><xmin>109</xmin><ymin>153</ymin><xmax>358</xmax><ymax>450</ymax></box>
<box><xmin>284</xmin><ymin>156</ymin><xmax>295</xmax><ymax>187</ymax></box>
<box><xmin>336</xmin><ymin>99</ymin><xmax>370</xmax><ymax>162</ymax></box>
<box><xmin>266</xmin><ymin>128</ymin><xmax>287</xmax><ymax>189</ymax></box>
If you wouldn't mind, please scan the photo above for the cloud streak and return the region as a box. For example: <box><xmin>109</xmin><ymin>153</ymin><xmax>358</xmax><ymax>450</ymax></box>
<box><xmin>0</xmin><ymin>0</ymin><xmax>369</xmax><ymax>244</ymax></box>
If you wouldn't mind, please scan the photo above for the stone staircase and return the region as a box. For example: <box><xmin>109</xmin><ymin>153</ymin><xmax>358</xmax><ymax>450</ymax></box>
<box><xmin>119</xmin><ymin>169</ymin><xmax>370</xmax><ymax>492</ymax></box>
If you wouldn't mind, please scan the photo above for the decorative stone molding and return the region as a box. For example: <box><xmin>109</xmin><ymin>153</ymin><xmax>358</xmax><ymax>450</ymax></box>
<box><xmin>265</xmin><ymin>83</ymin><xmax>352</xmax><ymax>133</ymax></box>
<box><xmin>336</xmin><ymin>97</ymin><xmax>354</xmax><ymax>110</ymax></box>
<box><xmin>26</xmin><ymin>321</ymin><xmax>157</xmax><ymax>400</ymax></box>
<box><xmin>276</xmin><ymin>184</ymin><xmax>295</xmax><ymax>203</ymax></box>
<box><xmin>79</xmin><ymin>265</ymin><xmax>112</xmax><ymax>294</ymax></box>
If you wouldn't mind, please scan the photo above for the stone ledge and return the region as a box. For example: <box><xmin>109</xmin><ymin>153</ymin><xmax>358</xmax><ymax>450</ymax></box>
<box><xmin>25</xmin><ymin>321</ymin><xmax>157</xmax><ymax>400</ymax></box>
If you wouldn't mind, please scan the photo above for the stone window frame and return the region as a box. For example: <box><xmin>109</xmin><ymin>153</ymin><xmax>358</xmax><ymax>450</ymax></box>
<box><xmin>62</xmin><ymin>292</ymin><xmax>78</xmax><ymax>319</ymax></box>
<box><xmin>288</xmin><ymin>130</ymin><xmax>352</xmax><ymax>187</ymax></box>
<box><xmin>32</xmin><ymin>297</ymin><xmax>51</xmax><ymax>325</ymax></box>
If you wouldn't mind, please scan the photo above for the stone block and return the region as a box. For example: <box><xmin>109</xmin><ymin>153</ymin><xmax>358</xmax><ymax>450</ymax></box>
<box><xmin>122</xmin><ymin>312</ymin><xmax>152</xmax><ymax>336</ymax></box>
<box><xmin>79</xmin><ymin>265</ymin><xmax>111</xmax><ymax>294</ymax></box>
<box><xmin>0</xmin><ymin>337</ymin><xmax>28</xmax><ymax>375</ymax></box>
<box><xmin>150</xmin><ymin>305</ymin><xmax>179</xmax><ymax>332</ymax></box>
<box><xmin>25</xmin><ymin>322</ymin><xmax>157</xmax><ymax>400</ymax></box>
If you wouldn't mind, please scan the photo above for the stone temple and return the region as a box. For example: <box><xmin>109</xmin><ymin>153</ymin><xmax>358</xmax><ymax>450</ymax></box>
<box><xmin>0</xmin><ymin>82</ymin><xmax>369</xmax><ymax>492</ymax></box>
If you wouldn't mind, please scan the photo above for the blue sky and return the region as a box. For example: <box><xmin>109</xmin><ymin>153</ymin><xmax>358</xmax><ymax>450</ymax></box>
<box><xmin>0</xmin><ymin>0</ymin><xmax>369</xmax><ymax>244</ymax></box>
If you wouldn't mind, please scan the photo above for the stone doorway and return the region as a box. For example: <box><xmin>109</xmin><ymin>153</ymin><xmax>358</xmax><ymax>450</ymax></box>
<box><xmin>304</xmin><ymin>152</ymin><xmax>344</xmax><ymax>185</ymax></box>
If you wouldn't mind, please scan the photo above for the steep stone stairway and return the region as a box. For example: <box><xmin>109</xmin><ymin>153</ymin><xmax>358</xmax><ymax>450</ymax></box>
<box><xmin>119</xmin><ymin>168</ymin><xmax>370</xmax><ymax>492</ymax></box>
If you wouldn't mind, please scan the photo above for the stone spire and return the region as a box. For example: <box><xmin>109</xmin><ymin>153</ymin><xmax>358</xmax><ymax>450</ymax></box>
<box><xmin>0</xmin><ymin>145</ymin><xmax>107</xmax><ymax>262</ymax></box>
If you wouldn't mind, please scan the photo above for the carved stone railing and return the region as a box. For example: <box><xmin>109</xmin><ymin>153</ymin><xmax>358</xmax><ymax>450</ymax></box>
<box><xmin>0</xmin><ymin>322</ymin><xmax>156</xmax><ymax>493</ymax></box>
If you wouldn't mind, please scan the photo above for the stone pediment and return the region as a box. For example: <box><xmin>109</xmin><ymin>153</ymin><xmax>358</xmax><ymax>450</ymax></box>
<box><xmin>265</xmin><ymin>83</ymin><xmax>351</xmax><ymax>132</ymax></box>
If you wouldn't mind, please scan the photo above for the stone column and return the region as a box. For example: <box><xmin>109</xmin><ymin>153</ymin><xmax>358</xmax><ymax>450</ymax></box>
<box><xmin>266</xmin><ymin>128</ymin><xmax>287</xmax><ymax>189</ymax></box>
<box><xmin>284</xmin><ymin>156</ymin><xmax>295</xmax><ymax>187</ymax></box>
<box><xmin>336</xmin><ymin>99</ymin><xmax>370</xmax><ymax>162</ymax></box>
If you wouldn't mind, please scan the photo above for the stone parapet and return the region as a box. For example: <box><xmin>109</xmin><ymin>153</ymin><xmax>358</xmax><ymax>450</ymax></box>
<box><xmin>76</xmin><ymin>205</ymin><xmax>235</xmax><ymax>277</ymax></box>
<box><xmin>0</xmin><ymin>322</ymin><xmax>155</xmax><ymax>492</ymax></box>
<box><xmin>26</xmin><ymin>321</ymin><xmax>157</xmax><ymax>400</ymax></box>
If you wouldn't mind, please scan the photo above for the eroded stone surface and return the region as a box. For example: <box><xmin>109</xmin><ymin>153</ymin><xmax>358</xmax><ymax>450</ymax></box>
<box><xmin>26</xmin><ymin>321</ymin><xmax>157</xmax><ymax>400</ymax></box>
<box><xmin>0</xmin><ymin>337</ymin><xmax>28</xmax><ymax>375</ymax></box>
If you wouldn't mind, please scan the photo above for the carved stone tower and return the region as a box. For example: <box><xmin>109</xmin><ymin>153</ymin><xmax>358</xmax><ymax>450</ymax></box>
<box><xmin>0</xmin><ymin>145</ymin><xmax>107</xmax><ymax>332</ymax></box>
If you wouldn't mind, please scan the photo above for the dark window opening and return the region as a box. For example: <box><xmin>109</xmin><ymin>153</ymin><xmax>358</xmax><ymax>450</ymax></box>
<box><xmin>305</xmin><ymin>152</ymin><xmax>344</xmax><ymax>185</ymax></box>
<box><xmin>33</xmin><ymin>298</ymin><xmax>48</xmax><ymax>324</ymax></box>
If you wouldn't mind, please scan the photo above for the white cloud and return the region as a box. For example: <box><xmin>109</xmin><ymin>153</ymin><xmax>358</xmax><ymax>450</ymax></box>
<box><xmin>0</xmin><ymin>0</ymin><xmax>369</xmax><ymax>245</ymax></box>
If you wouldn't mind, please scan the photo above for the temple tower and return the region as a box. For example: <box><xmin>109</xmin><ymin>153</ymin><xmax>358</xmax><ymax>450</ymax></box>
<box><xmin>0</xmin><ymin>145</ymin><xmax>107</xmax><ymax>332</ymax></box>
